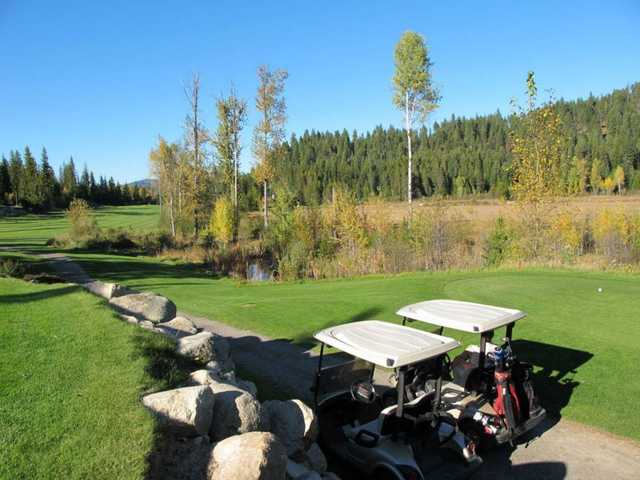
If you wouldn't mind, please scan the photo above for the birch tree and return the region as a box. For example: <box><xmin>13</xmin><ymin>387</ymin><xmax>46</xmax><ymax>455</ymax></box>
<box><xmin>253</xmin><ymin>65</ymin><xmax>288</xmax><ymax>228</ymax></box>
<box><xmin>393</xmin><ymin>31</ymin><xmax>439</xmax><ymax>205</ymax></box>
<box><xmin>149</xmin><ymin>137</ymin><xmax>183</xmax><ymax>238</ymax></box>
<box><xmin>212</xmin><ymin>87</ymin><xmax>247</xmax><ymax>236</ymax></box>
<box><xmin>184</xmin><ymin>73</ymin><xmax>209</xmax><ymax>237</ymax></box>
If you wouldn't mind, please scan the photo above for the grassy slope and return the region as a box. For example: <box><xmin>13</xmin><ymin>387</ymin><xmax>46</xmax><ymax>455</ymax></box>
<box><xmin>0</xmin><ymin>277</ymin><xmax>188</xmax><ymax>480</ymax></box>
<box><xmin>71</xmin><ymin>253</ymin><xmax>640</xmax><ymax>440</ymax></box>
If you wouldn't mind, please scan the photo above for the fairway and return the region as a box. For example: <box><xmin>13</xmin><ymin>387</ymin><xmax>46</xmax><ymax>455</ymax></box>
<box><xmin>0</xmin><ymin>276</ymin><xmax>189</xmax><ymax>479</ymax></box>
<box><xmin>0</xmin><ymin>204</ymin><xmax>159</xmax><ymax>249</ymax></box>
<box><xmin>67</xmin><ymin>252</ymin><xmax>640</xmax><ymax>441</ymax></box>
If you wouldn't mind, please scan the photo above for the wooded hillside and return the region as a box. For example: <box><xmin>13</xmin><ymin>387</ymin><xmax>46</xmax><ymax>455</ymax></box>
<box><xmin>272</xmin><ymin>83</ymin><xmax>640</xmax><ymax>204</ymax></box>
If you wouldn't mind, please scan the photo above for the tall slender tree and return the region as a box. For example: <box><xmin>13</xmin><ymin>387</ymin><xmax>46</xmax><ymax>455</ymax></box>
<box><xmin>252</xmin><ymin>65</ymin><xmax>288</xmax><ymax>227</ymax></box>
<box><xmin>61</xmin><ymin>157</ymin><xmax>78</xmax><ymax>199</ymax></box>
<box><xmin>40</xmin><ymin>147</ymin><xmax>57</xmax><ymax>209</ymax></box>
<box><xmin>0</xmin><ymin>156</ymin><xmax>10</xmax><ymax>204</ymax></box>
<box><xmin>212</xmin><ymin>87</ymin><xmax>247</xmax><ymax>237</ymax></box>
<box><xmin>9</xmin><ymin>150</ymin><xmax>23</xmax><ymax>206</ymax></box>
<box><xmin>393</xmin><ymin>31</ymin><xmax>440</xmax><ymax>206</ymax></box>
<box><xmin>184</xmin><ymin>73</ymin><xmax>209</xmax><ymax>236</ymax></box>
<box><xmin>22</xmin><ymin>146</ymin><xmax>43</xmax><ymax>207</ymax></box>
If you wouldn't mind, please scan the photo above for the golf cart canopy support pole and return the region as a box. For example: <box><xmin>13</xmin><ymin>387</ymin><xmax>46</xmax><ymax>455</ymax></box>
<box><xmin>396</xmin><ymin>368</ymin><xmax>405</xmax><ymax>418</ymax></box>
<box><xmin>314</xmin><ymin>343</ymin><xmax>325</xmax><ymax>409</ymax></box>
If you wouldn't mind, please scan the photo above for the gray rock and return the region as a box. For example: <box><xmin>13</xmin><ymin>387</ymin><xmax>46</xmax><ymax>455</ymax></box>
<box><xmin>205</xmin><ymin>358</ymin><xmax>235</xmax><ymax>374</ymax></box>
<box><xmin>177</xmin><ymin>331</ymin><xmax>230</xmax><ymax>364</ymax></box>
<box><xmin>237</xmin><ymin>379</ymin><xmax>258</xmax><ymax>397</ymax></box>
<box><xmin>305</xmin><ymin>443</ymin><xmax>327</xmax><ymax>474</ymax></box>
<box><xmin>208</xmin><ymin>380</ymin><xmax>262</xmax><ymax>441</ymax></box>
<box><xmin>109</xmin><ymin>291</ymin><xmax>176</xmax><ymax>323</ymax></box>
<box><xmin>139</xmin><ymin>320</ymin><xmax>155</xmax><ymax>331</ymax></box>
<box><xmin>83</xmin><ymin>281</ymin><xmax>130</xmax><ymax>300</ymax></box>
<box><xmin>142</xmin><ymin>385</ymin><xmax>214</xmax><ymax>436</ymax></box>
<box><xmin>187</xmin><ymin>369</ymin><xmax>221</xmax><ymax>386</ymax></box>
<box><xmin>189</xmin><ymin>370</ymin><xmax>258</xmax><ymax>398</ymax></box>
<box><xmin>263</xmin><ymin>399</ymin><xmax>318</xmax><ymax>456</ymax></box>
<box><xmin>207</xmin><ymin>432</ymin><xmax>287</xmax><ymax>480</ymax></box>
<box><xmin>156</xmin><ymin>315</ymin><xmax>198</xmax><ymax>338</ymax></box>
<box><xmin>287</xmin><ymin>459</ymin><xmax>312</xmax><ymax>479</ymax></box>
<box><xmin>83</xmin><ymin>280</ymin><xmax>116</xmax><ymax>298</ymax></box>
<box><xmin>119</xmin><ymin>314</ymin><xmax>139</xmax><ymax>325</ymax></box>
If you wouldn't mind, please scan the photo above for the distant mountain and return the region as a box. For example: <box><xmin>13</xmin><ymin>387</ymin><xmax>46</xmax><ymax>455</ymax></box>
<box><xmin>127</xmin><ymin>178</ymin><xmax>157</xmax><ymax>190</ymax></box>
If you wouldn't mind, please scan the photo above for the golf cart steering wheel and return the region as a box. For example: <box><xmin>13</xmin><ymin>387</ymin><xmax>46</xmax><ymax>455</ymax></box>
<box><xmin>350</xmin><ymin>380</ymin><xmax>377</xmax><ymax>404</ymax></box>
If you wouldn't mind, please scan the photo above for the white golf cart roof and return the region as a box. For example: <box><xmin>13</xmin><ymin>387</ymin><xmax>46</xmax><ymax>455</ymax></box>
<box><xmin>396</xmin><ymin>300</ymin><xmax>526</xmax><ymax>334</ymax></box>
<box><xmin>314</xmin><ymin>320</ymin><xmax>460</xmax><ymax>368</ymax></box>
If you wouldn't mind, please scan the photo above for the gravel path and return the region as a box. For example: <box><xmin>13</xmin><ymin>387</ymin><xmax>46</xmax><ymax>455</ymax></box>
<box><xmin>42</xmin><ymin>254</ymin><xmax>640</xmax><ymax>479</ymax></box>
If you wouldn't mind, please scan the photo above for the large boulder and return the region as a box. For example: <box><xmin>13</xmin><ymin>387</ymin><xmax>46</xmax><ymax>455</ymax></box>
<box><xmin>263</xmin><ymin>399</ymin><xmax>318</xmax><ymax>456</ymax></box>
<box><xmin>156</xmin><ymin>315</ymin><xmax>198</xmax><ymax>338</ymax></box>
<box><xmin>142</xmin><ymin>385</ymin><xmax>214</xmax><ymax>436</ymax></box>
<box><xmin>188</xmin><ymin>369</ymin><xmax>259</xmax><ymax>398</ymax></box>
<box><xmin>109</xmin><ymin>291</ymin><xmax>176</xmax><ymax>323</ymax></box>
<box><xmin>83</xmin><ymin>281</ymin><xmax>131</xmax><ymax>300</ymax></box>
<box><xmin>207</xmin><ymin>432</ymin><xmax>287</xmax><ymax>480</ymax></box>
<box><xmin>176</xmin><ymin>331</ymin><xmax>230</xmax><ymax>364</ymax></box>
<box><xmin>208</xmin><ymin>380</ymin><xmax>262</xmax><ymax>441</ymax></box>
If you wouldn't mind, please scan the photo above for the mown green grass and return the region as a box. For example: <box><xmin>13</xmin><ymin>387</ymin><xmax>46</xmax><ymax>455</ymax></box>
<box><xmin>2</xmin><ymin>206</ymin><xmax>640</xmax><ymax>441</ymax></box>
<box><xmin>70</xmin><ymin>253</ymin><xmax>640</xmax><ymax>440</ymax></box>
<box><xmin>0</xmin><ymin>204</ymin><xmax>159</xmax><ymax>249</ymax></box>
<box><xmin>0</xmin><ymin>277</ymin><xmax>190</xmax><ymax>480</ymax></box>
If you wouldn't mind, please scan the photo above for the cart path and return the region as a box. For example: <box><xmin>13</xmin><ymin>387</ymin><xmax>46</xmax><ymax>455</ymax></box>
<box><xmin>41</xmin><ymin>254</ymin><xmax>640</xmax><ymax>480</ymax></box>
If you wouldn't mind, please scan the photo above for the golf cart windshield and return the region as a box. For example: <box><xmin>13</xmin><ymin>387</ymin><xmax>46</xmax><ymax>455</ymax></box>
<box><xmin>315</xmin><ymin>356</ymin><xmax>375</xmax><ymax>404</ymax></box>
<box><xmin>396</xmin><ymin>300</ymin><xmax>526</xmax><ymax>334</ymax></box>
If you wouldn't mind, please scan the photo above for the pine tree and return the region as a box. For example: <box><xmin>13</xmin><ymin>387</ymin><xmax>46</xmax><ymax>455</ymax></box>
<box><xmin>0</xmin><ymin>156</ymin><xmax>10</xmax><ymax>204</ymax></box>
<box><xmin>62</xmin><ymin>157</ymin><xmax>78</xmax><ymax>199</ymax></box>
<box><xmin>39</xmin><ymin>147</ymin><xmax>57</xmax><ymax>209</ymax></box>
<box><xmin>8</xmin><ymin>150</ymin><xmax>24</xmax><ymax>206</ymax></box>
<box><xmin>22</xmin><ymin>146</ymin><xmax>43</xmax><ymax>208</ymax></box>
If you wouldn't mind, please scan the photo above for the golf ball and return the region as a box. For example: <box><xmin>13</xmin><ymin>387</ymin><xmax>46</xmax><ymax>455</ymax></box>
<box><xmin>597</xmin><ymin>287</ymin><xmax>603</xmax><ymax>293</ymax></box>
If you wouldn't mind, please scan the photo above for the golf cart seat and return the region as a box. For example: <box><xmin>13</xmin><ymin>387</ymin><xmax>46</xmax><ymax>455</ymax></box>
<box><xmin>378</xmin><ymin>392</ymin><xmax>436</xmax><ymax>436</ymax></box>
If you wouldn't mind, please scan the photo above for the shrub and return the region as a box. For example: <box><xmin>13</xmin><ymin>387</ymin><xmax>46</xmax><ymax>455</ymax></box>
<box><xmin>67</xmin><ymin>199</ymin><xmax>98</xmax><ymax>240</ymax></box>
<box><xmin>209</xmin><ymin>196</ymin><xmax>234</xmax><ymax>244</ymax></box>
<box><xmin>550</xmin><ymin>211</ymin><xmax>583</xmax><ymax>261</ymax></box>
<box><xmin>409</xmin><ymin>205</ymin><xmax>465</xmax><ymax>270</ymax></box>
<box><xmin>483</xmin><ymin>217</ymin><xmax>512</xmax><ymax>267</ymax></box>
<box><xmin>592</xmin><ymin>209</ymin><xmax>640</xmax><ymax>263</ymax></box>
<box><xmin>0</xmin><ymin>258</ymin><xmax>25</xmax><ymax>278</ymax></box>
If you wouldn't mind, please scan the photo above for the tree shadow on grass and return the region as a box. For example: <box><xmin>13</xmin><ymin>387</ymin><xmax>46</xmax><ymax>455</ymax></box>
<box><xmin>128</xmin><ymin>330</ymin><xmax>211</xmax><ymax>480</ymax></box>
<box><xmin>0</xmin><ymin>285</ymin><xmax>80</xmax><ymax>304</ymax></box>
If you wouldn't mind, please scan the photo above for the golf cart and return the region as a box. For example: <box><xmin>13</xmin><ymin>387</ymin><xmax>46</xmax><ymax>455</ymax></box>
<box><xmin>313</xmin><ymin>320</ymin><xmax>483</xmax><ymax>480</ymax></box>
<box><xmin>396</xmin><ymin>300</ymin><xmax>546</xmax><ymax>447</ymax></box>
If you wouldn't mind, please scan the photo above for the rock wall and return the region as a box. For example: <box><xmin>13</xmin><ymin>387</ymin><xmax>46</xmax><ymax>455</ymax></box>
<box><xmin>80</xmin><ymin>279</ymin><xmax>338</xmax><ymax>480</ymax></box>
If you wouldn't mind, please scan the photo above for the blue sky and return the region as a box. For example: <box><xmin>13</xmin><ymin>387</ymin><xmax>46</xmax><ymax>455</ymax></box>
<box><xmin>1</xmin><ymin>0</ymin><xmax>638</xmax><ymax>182</ymax></box>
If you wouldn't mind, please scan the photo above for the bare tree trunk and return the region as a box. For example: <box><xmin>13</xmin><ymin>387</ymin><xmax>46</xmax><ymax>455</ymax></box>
<box><xmin>263</xmin><ymin>180</ymin><xmax>268</xmax><ymax>228</ymax></box>
<box><xmin>193</xmin><ymin>80</ymin><xmax>200</xmax><ymax>237</ymax></box>
<box><xmin>405</xmin><ymin>92</ymin><xmax>412</xmax><ymax>206</ymax></box>
<box><xmin>185</xmin><ymin>73</ymin><xmax>202</xmax><ymax>238</ymax></box>
<box><xmin>169</xmin><ymin>191</ymin><xmax>176</xmax><ymax>238</ymax></box>
<box><xmin>233</xmin><ymin>150</ymin><xmax>239</xmax><ymax>241</ymax></box>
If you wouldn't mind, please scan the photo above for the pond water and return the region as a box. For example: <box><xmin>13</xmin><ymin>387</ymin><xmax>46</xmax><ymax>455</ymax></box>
<box><xmin>247</xmin><ymin>262</ymin><xmax>272</xmax><ymax>281</ymax></box>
